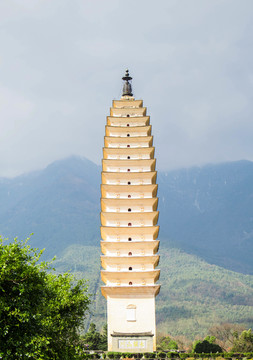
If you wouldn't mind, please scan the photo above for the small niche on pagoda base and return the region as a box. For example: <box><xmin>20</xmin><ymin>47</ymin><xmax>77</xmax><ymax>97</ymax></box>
<box><xmin>126</xmin><ymin>304</ymin><xmax>136</xmax><ymax>322</ymax></box>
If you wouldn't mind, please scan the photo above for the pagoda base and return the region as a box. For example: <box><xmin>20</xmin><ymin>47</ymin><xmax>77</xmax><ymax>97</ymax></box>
<box><xmin>111</xmin><ymin>332</ymin><xmax>154</xmax><ymax>352</ymax></box>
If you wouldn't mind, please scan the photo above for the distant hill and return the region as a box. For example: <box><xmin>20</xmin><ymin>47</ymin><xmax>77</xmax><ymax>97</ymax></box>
<box><xmin>0</xmin><ymin>156</ymin><xmax>252</xmax><ymax>274</ymax></box>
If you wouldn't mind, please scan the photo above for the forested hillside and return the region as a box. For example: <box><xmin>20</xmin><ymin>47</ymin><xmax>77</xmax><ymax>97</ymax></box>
<box><xmin>53</xmin><ymin>243</ymin><xmax>253</xmax><ymax>340</ymax></box>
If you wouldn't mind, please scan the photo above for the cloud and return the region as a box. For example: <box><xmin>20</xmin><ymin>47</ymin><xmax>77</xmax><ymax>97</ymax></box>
<box><xmin>0</xmin><ymin>0</ymin><xmax>252</xmax><ymax>176</ymax></box>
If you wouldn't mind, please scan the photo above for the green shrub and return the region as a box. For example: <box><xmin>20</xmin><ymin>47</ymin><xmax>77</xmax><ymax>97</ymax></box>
<box><xmin>143</xmin><ymin>352</ymin><xmax>156</xmax><ymax>359</ymax></box>
<box><xmin>179</xmin><ymin>353</ymin><xmax>191</xmax><ymax>359</ymax></box>
<box><xmin>107</xmin><ymin>352</ymin><xmax>115</xmax><ymax>359</ymax></box>
<box><xmin>167</xmin><ymin>352</ymin><xmax>180</xmax><ymax>358</ymax></box>
<box><xmin>158</xmin><ymin>352</ymin><xmax>167</xmax><ymax>358</ymax></box>
<box><xmin>122</xmin><ymin>353</ymin><xmax>133</xmax><ymax>358</ymax></box>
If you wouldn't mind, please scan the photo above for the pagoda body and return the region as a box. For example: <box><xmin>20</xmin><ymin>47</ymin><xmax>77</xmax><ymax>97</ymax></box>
<box><xmin>100</xmin><ymin>71</ymin><xmax>160</xmax><ymax>352</ymax></box>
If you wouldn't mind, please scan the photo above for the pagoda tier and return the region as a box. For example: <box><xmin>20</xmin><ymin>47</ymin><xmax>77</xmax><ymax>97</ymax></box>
<box><xmin>100</xmin><ymin>72</ymin><xmax>160</xmax><ymax>352</ymax></box>
<box><xmin>101</xmin><ymin>255</ymin><xmax>160</xmax><ymax>268</ymax></box>
<box><xmin>107</xmin><ymin>116</ymin><xmax>150</xmax><ymax>127</ymax></box>
<box><xmin>104</xmin><ymin>136</ymin><xmax>153</xmax><ymax>148</ymax></box>
<box><xmin>101</xmin><ymin>285</ymin><xmax>160</xmax><ymax>298</ymax></box>
<box><xmin>103</xmin><ymin>147</ymin><xmax>155</xmax><ymax>159</ymax></box>
<box><xmin>101</xmin><ymin>171</ymin><xmax>157</xmax><ymax>185</ymax></box>
<box><xmin>101</xmin><ymin>198</ymin><xmax>158</xmax><ymax>212</ymax></box>
<box><xmin>100</xmin><ymin>240</ymin><xmax>160</xmax><ymax>255</ymax></box>
<box><xmin>100</xmin><ymin>226</ymin><xmax>159</xmax><ymax>241</ymax></box>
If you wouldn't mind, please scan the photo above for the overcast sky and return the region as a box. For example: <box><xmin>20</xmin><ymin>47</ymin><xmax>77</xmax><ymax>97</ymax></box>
<box><xmin>0</xmin><ymin>0</ymin><xmax>253</xmax><ymax>177</ymax></box>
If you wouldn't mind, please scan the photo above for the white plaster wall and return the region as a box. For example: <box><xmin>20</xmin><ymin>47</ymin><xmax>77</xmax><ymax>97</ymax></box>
<box><xmin>106</xmin><ymin>205</ymin><xmax>153</xmax><ymax>212</ymax></box>
<box><xmin>106</xmin><ymin>235</ymin><xmax>155</xmax><ymax>241</ymax></box>
<box><xmin>106</xmin><ymin>264</ymin><xmax>154</xmax><ymax>271</ymax></box>
<box><xmin>107</xmin><ymin>142</ymin><xmax>150</xmax><ymax>148</ymax></box>
<box><xmin>105</xmin><ymin>166</ymin><xmax>151</xmax><ymax>172</ymax></box>
<box><xmin>105</xmin><ymin>249</ymin><xmax>154</xmax><ymax>256</ymax></box>
<box><xmin>107</xmin><ymin>295</ymin><xmax>156</xmax><ymax>350</ymax></box>
<box><xmin>106</xmin><ymin>192</ymin><xmax>153</xmax><ymax>199</ymax></box>
<box><xmin>105</xmin><ymin>219</ymin><xmax>154</xmax><ymax>227</ymax></box>
<box><xmin>107</xmin><ymin>154</ymin><xmax>150</xmax><ymax>160</ymax></box>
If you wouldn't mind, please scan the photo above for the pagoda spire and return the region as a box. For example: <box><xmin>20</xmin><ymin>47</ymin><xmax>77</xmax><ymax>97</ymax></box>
<box><xmin>122</xmin><ymin>69</ymin><xmax>133</xmax><ymax>96</ymax></box>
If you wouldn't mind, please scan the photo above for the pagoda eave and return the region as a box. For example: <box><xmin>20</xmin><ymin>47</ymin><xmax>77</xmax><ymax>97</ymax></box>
<box><xmin>101</xmin><ymin>285</ymin><xmax>161</xmax><ymax>298</ymax></box>
<box><xmin>100</xmin><ymin>240</ymin><xmax>160</xmax><ymax>254</ymax></box>
<box><xmin>100</xmin><ymin>226</ymin><xmax>160</xmax><ymax>240</ymax></box>
<box><xmin>101</xmin><ymin>255</ymin><xmax>160</xmax><ymax>268</ymax></box>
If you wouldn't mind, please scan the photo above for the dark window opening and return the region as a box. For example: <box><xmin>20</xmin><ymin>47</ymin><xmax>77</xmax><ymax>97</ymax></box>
<box><xmin>127</xmin><ymin>124</ymin><xmax>130</xmax><ymax>127</ymax></box>
<box><xmin>127</xmin><ymin>156</ymin><xmax>130</xmax><ymax>159</ymax></box>
<box><xmin>127</xmin><ymin>114</ymin><xmax>130</xmax><ymax>117</ymax></box>
<box><xmin>128</xmin><ymin>237</ymin><xmax>132</xmax><ymax>241</ymax></box>
<box><xmin>128</xmin><ymin>252</ymin><xmax>132</xmax><ymax>256</ymax></box>
<box><xmin>129</xmin><ymin>281</ymin><xmax>132</xmax><ymax>285</ymax></box>
<box><xmin>128</xmin><ymin>181</ymin><xmax>131</xmax><ymax>185</ymax></box>
<box><xmin>128</xmin><ymin>195</ymin><xmax>131</xmax><ymax>198</ymax></box>
<box><xmin>129</xmin><ymin>267</ymin><xmax>132</xmax><ymax>271</ymax></box>
<box><xmin>128</xmin><ymin>223</ymin><xmax>132</xmax><ymax>226</ymax></box>
<box><xmin>127</xmin><ymin>169</ymin><xmax>130</xmax><ymax>172</ymax></box>
<box><xmin>127</xmin><ymin>134</ymin><xmax>130</xmax><ymax>137</ymax></box>
<box><xmin>128</xmin><ymin>208</ymin><xmax>131</xmax><ymax>212</ymax></box>
<box><xmin>127</xmin><ymin>145</ymin><xmax>130</xmax><ymax>148</ymax></box>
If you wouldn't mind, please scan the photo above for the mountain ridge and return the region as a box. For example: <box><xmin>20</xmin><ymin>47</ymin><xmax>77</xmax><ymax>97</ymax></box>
<box><xmin>0</xmin><ymin>156</ymin><xmax>252</xmax><ymax>274</ymax></box>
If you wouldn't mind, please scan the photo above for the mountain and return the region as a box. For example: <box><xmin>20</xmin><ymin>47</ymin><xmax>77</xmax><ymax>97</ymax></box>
<box><xmin>0</xmin><ymin>156</ymin><xmax>252</xmax><ymax>274</ymax></box>
<box><xmin>158</xmin><ymin>160</ymin><xmax>253</xmax><ymax>274</ymax></box>
<box><xmin>0</xmin><ymin>156</ymin><xmax>100</xmax><ymax>257</ymax></box>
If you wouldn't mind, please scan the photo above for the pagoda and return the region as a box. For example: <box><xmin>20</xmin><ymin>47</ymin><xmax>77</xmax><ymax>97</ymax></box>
<box><xmin>100</xmin><ymin>70</ymin><xmax>160</xmax><ymax>352</ymax></box>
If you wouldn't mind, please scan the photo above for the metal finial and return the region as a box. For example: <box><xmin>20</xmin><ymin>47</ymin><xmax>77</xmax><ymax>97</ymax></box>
<box><xmin>122</xmin><ymin>69</ymin><xmax>133</xmax><ymax>96</ymax></box>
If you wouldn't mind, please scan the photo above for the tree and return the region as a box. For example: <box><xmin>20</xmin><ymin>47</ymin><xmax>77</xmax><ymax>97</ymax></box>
<box><xmin>0</xmin><ymin>237</ymin><xmax>91</xmax><ymax>359</ymax></box>
<box><xmin>209</xmin><ymin>323</ymin><xmax>245</xmax><ymax>350</ymax></box>
<box><xmin>157</xmin><ymin>335</ymin><xmax>178</xmax><ymax>351</ymax></box>
<box><xmin>232</xmin><ymin>329</ymin><xmax>253</xmax><ymax>352</ymax></box>
<box><xmin>192</xmin><ymin>336</ymin><xmax>223</xmax><ymax>353</ymax></box>
<box><xmin>82</xmin><ymin>322</ymin><xmax>107</xmax><ymax>350</ymax></box>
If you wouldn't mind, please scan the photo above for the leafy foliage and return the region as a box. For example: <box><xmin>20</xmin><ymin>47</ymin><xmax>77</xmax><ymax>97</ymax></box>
<box><xmin>157</xmin><ymin>336</ymin><xmax>178</xmax><ymax>351</ymax></box>
<box><xmin>82</xmin><ymin>322</ymin><xmax>107</xmax><ymax>350</ymax></box>
<box><xmin>192</xmin><ymin>336</ymin><xmax>223</xmax><ymax>353</ymax></box>
<box><xmin>0</xmin><ymin>237</ymin><xmax>91</xmax><ymax>359</ymax></box>
<box><xmin>209</xmin><ymin>323</ymin><xmax>245</xmax><ymax>350</ymax></box>
<box><xmin>232</xmin><ymin>329</ymin><xmax>253</xmax><ymax>352</ymax></box>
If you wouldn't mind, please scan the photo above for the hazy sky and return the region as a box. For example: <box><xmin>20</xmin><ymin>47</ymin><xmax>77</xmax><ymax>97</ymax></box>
<box><xmin>0</xmin><ymin>0</ymin><xmax>253</xmax><ymax>177</ymax></box>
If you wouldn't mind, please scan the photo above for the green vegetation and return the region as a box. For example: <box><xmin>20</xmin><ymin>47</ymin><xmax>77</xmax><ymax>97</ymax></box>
<box><xmin>53</xmin><ymin>244</ymin><xmax>253</xmax><ymax>340</ymax></box>
<box><xmin>192</xmin><ymin>336</ymin><xmax>222</xmax><ymax>353</ymax></box>
<box><xmin>0</xmin><ymin>237</ymin><xmax>91</xmax><ymax>360</ymax></box>
<box><xmin>157</xmin><ymin>336</ymin><xmax>178</xmax><ymax>351</ymax></box>
<box><xmin>232</xmin><ymin>329</ymin><xmax>253</xmax><ymax>352</ymax></box>
<box><xmin>82</xmin><ymin>323</ymin><xmax>107</xmax><ymax>350</ymax></box>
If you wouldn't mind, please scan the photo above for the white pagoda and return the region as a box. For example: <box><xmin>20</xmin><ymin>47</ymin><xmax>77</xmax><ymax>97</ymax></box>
<box><xmin>100</xmin><ymin>70</ymin><xmax>160</xmax><ymax>352</ymax></box>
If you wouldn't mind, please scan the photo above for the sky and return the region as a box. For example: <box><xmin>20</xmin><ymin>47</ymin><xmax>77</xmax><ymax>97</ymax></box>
<box><xmin>0</xmin><ymin>0</ymin><xmax>253</xmax><ymax>177</ymax></box>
